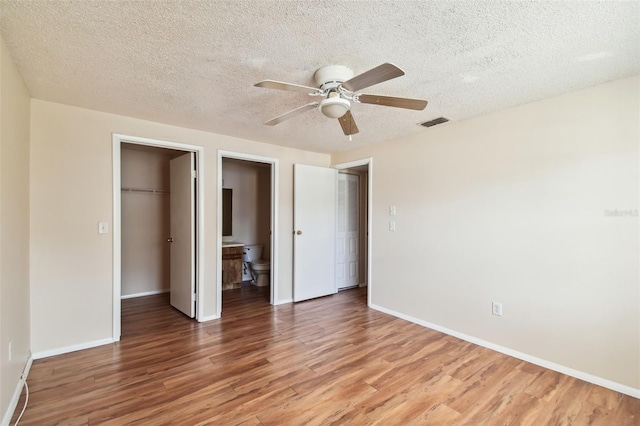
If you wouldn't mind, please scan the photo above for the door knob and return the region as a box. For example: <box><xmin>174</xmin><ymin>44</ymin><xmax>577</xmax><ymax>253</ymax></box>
<box><xmin>167</xmin><ymin>237</ymin><xmax>174</xmax><ymax>243</ymax></box>
<box><xmin>296</xmin><ymin>230</ymin><xmax>302</xmax><ymax>235</ymax></box>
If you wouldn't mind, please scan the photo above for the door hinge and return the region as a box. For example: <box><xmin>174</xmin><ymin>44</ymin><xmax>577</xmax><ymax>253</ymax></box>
<box><xmin>192</xmin><ymin>170</ymin><xmax>197</xmax><ymax>179</ymax></box>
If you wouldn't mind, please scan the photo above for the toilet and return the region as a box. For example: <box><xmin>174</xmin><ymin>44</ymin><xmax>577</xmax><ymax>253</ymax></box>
<box><xmin>243</xmin><ymin>244</ymin><xmax>270</xmax><ymax>287</ymax></box>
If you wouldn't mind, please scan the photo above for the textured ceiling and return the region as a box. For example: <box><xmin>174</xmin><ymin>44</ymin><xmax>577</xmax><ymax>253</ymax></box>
<box><xmin>1</xmin><ymin>1</ymin><xmax>638</xmax><ymax>153</ymax></box>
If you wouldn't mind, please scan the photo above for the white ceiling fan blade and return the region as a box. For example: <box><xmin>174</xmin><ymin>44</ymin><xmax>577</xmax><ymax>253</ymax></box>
<box><xmin>357</xmin><ymin>94</ymin><xmax>428</xmax><ymax>110</ymax></box>
<box><xmin>341</xmin><ymin>63</ymin><xmax>405</xmax><ymax>92</ymax></box>
<box><xmin>255</xmin><ymin>80</ymin><xmax>321</xmax><ymax>95</ymax></box>
<box><xmin>264</xmin><ymin>102</ymin><xmax>319</xmax><ymax>126</ymax></box>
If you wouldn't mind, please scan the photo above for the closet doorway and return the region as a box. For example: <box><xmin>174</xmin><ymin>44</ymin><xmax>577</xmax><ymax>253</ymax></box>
<box><xmin>112</xmin><ymin>134</ymin><xmax>206</xmax><ymax>342</ymax></box>
<box><xmin>120</xmin><ymin>144</ymin><xmax>176</xmax><ymax>292</ymax></box>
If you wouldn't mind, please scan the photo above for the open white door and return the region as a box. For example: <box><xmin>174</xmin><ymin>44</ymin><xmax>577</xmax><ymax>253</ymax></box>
<box><xmin>169</xmin><ymin>153</ymin><xmax>195</xmax><ymax>317</ymax></box>
<box><xmin>293</xmin><ymin>164</ymin><xmax>337</xmax><ymax>302</ymax></box>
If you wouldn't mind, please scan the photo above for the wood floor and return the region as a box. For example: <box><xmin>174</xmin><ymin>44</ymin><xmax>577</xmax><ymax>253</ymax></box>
<box><xmin>11</xmin><ymin>285</ymin><xmax>640</xmax><ymax>425</ymax></box>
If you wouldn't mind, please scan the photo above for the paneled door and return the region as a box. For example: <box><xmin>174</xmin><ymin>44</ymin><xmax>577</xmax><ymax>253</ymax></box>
<box><xmin>336</xmin><ymin>173</ymin><xmax>359</xmax><ymax>289</ymax></box>
<box><xmin>293</xmin><ymin>164</ymin><xmax>337</xmax><ymax>302</ymax></box>
<box><xmin>169</xmin><ymin>153</ymin><xmax>196</xmax><ymax>317</ymax></box>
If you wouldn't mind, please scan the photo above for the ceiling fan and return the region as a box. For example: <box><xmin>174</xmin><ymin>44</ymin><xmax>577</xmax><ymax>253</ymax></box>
<box><xmin>254</xmin><ymin>63</ymin><xmax>428</xmax><ymax>137</ymax></box>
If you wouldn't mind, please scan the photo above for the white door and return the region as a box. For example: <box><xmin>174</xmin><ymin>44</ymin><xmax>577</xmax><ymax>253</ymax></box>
<box><xmin>293</xmin><ymin>164</ymin><xmax>337</xmax><ymax>302</ymax></box>
<box><xmin>336</xmin><ymin>173</ymin><xmax>359</xmax><ymax>289</ymax></box>
<box><xmin>169</xmin><ymin>152</ymin><xmax>196</xmax><ymax>317</ymax></box>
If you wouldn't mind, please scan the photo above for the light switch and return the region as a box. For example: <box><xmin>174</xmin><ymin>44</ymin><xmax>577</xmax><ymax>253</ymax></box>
<box><xmin>98</xmin><ymin>222</ymin><xmax>109</xmax><ymax>234</ymax></box>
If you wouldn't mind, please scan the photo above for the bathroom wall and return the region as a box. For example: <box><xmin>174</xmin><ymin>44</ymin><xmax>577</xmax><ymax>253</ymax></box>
<box><xmin>120</xmin><ymin>145</ymin><xmax>182</xmax><ymax>297</ymax></box>
<box><xmin>221</xmin><ymin>158</ymin><xmax>271</xmax><ymax>260</ymax></box>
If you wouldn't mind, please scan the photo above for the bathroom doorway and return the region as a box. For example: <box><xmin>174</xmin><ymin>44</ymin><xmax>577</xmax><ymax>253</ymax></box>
<box><xmin>217</xmin><ymin>151</ymin><xmax>279</xmax><ymax>313</ymax></box>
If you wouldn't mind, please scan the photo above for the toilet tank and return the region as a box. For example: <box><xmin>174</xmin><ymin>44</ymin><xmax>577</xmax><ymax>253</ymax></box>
<box><xmin>243</xmin><ymin>245</ymin><xmax>263</xmax><ymax>262</ymax></box>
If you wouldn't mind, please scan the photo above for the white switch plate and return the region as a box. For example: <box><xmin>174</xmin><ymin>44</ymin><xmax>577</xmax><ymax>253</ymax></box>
<box><xmin>389</xmin><ymin>220</ymin><xmax>396</xmax><ymax>231</ymax></box>
<box><xmin>389</xmin><ymin>205</ymin><xmax>396</xmax><ymax>216</ymax></box>
<box><xmin>98</xmin><ymin>222</ymin><xmax>109</xmax><ymax>234</ymax></box>
<box><xmin>492</xmin><ymin>301</ymin><xmax>503</xmax><ymax>316</ymax></box>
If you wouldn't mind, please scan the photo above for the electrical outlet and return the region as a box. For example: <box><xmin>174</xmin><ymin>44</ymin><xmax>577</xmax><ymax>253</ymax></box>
<box><xmin>389</xmin><ymin>205</ymin><xmax>396</xmax><ymax>216</ymax></box>
<box><xmin>8</xmin><ymin>341</ymin><xmax>12</xmax><ymax>361</ymax></box>
<box><xmin>492</xmin><ymin>302</ymin><xmax>503</xmax><ymax>316</ymax></box>
<box><xmin>389</xmin><ymin>220</ymin><xmax>396</xmax><ymax>231</ymax></box>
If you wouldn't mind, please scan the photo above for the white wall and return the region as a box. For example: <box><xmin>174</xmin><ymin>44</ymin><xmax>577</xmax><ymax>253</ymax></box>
<box><xmin>121</xmin><ymin>146</ymin><xmax>176</xmax><ymax>297</ymax></box>
<box><xmin>221</xmin><ymin>158</ymin><xmax>271</xmax><ymax>260</ymax></box>
<box><xmin>333</xmin><ymin>76</ymin><xmax>640</xmax><ymax>392</ymax></box>
<box><xmin>29</xmin><ymin>99</ymin><xmax>330</xmax><ymax>355</ymax></box>
<box><xmin>0</xmin><ymin>35</ymin><xmax>31</xmax><ymax>422</ymax></box>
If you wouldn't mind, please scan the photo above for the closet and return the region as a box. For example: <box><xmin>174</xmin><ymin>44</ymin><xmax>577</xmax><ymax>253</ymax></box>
<box><xmin>120</xmin><ymin>144</ymin><xmax>182</xmax><ymax>298</ymax></box>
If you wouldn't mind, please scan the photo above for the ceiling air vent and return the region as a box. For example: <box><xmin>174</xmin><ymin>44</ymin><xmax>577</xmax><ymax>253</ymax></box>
<box><xmin>420</xmin><ymin>117</ymin><xmax>449</xmax><ymax>127</ymax></box>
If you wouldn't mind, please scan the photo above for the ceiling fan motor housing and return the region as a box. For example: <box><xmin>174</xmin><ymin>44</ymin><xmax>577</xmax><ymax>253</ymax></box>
<box><xmin>314</xmin><ymin>65</ymin><xmax>354</xmax><ymax>91</ymax></box>
<box><xmin>315</xmin><ymin>66</ymin><xmax>354</xmax><ymax>118</ymax></box>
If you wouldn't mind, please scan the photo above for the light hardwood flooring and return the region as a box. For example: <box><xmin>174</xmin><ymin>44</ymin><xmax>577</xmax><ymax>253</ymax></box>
<box><xmin>11</xmin><ymin>285</ymin><xmax>640</xmax><ymax>425</ymax></box>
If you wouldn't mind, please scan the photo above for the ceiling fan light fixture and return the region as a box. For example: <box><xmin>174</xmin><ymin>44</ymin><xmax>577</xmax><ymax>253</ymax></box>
<box><xmin>319</xmin><ymin>97</ymin><xmax>350</xmax><ymax>119</ymax></box>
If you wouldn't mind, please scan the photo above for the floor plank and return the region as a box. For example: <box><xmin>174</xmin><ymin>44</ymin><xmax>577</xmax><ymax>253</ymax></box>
<box><xmin>10</xmin><ymin>285</ymin><xmax>640</xmax><ymax>425</ymax></box>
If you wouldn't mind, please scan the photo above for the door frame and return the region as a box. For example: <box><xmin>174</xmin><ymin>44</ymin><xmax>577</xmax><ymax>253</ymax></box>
<box><xmin>217</xmin><ymin>150</ymin><xmax>279</xmax><ymax>309</ymax></box>
<box><xmin>112</xmin><ymin>134</ymin><xmax>206</xmax><ymax>341</ymax></box>
<box><xmin>333</xmin><ymin>158</ymin><xmax>373</xmax><ymax>307</ymax></box>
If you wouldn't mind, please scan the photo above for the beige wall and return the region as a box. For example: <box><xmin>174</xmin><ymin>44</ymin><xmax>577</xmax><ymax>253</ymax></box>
<box><xmin>29</xmin><ymin>99</ymin><xmax>330</xmax><ymax>354</ymax></box>
<box><xmin>121</xmin><ymin>146</ymin><xmax>176</xmax><ymax>297</ymax></box>
<box><xmin>221</xmin><ymin>158</ymin><xmax>271</xmax><ymax>260</ymax></box>
<box><xmin>333</xmin><ymin>76</ymin><xmax>640</xmax><ymax>390</ymax></box>
<box><xmin>0</xmin><ymin>36</ymin><xmax>31</xmax><ymax>420</ymax></box>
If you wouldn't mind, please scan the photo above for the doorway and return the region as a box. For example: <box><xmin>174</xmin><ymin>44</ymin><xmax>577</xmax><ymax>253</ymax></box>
<box><xmin>217</xmin><ymin>151</ymin><xmax>279</xmax><ymax>311</ymax></box>
<box><xmin>112</xmin><ymin>134</ymin><xmax>206</xmax><ymax>342</ymax></box>
<box><xmin>336</xmin><ymin>171</ymin><xmax>361</xmax><ymax>290</ymax></box>
<box><xmin>291</xmin><ymin>160</ymin><xmax>372</xmax><ymax>304</ymax></box>
<box><xmin>333</xmin><ymin>158</ymin><xmax>372</xmax><ymax>306</ymax></box>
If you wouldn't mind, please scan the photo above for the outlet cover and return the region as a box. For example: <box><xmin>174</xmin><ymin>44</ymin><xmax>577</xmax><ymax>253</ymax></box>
<box><xmin>492</xmin><ymin>302</ymin><xmax>503</xmax><ymax>316</ymax></box>
<box><xmin>98</xmin><ymin>222</ymin><xmax>109</xmax><ymax>234</ymax></box>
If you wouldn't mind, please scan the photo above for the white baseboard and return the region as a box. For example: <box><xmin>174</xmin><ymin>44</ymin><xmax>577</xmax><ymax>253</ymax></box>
<box><xmin>274</xmin><ymin>298</ymin><xmax>293</xmax><ymax>305</ymax></box>
<box><xmin>1</xmin><ymin>354</ymin><xmax>33</xmax><ymax>426</ymax></box>
<box><xmin>369</xmin><ymin>303</ymin><xmax>640</xmax><ymax>399</ymax></box>
<box><xmin>121</xmin><ymin>289</ymin><xmax>169</xmax><ymax>299</ymax></box>
<box><xmin>32</xmin><ymin>338</ymin><xmax>114</xmax><ymax>360</ymax></box>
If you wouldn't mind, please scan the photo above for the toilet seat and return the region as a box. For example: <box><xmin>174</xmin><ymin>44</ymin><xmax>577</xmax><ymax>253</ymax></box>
<box><xmin>251</xmin><ymin>260</ymin><xmax>270</xmax><ymax>271</ymax></box>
